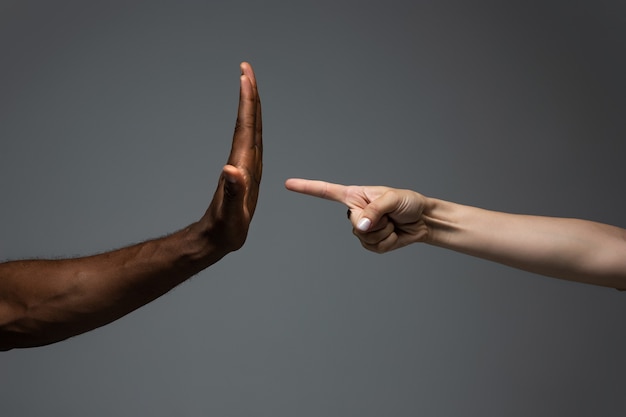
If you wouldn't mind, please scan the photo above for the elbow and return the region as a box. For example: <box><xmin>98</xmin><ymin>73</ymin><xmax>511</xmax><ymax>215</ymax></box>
<box><xmin>0</xmin><ymin>304</ymin><xmax>65</xmax><ymax>350</ymax></box>
<box><xmin>0</xmin><ymin>303</ymin><xmax>27</xmax><ymax>350</ymax></box>
<box><xmin>0</xmin><ymin>313</ymin><xmax>37</xmax><ymax>351</ymax></box>
<box><xmin>575</xmin><ymin>251</ymin><xmax>626</xmax><ymax>290</ymax></box>
<box><xmin>0</xmin><ymin>321</ymin><xmax>72</xmax><ymax>351</ymax></box>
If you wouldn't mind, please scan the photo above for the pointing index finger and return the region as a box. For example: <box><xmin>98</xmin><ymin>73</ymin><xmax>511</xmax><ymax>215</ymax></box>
<box><xmin>285</xmin><ymin>178</ymin><xmax>349</xmax><ymax>204</ymax></box>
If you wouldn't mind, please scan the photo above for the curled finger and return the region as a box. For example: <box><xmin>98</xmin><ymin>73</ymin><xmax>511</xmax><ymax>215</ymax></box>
<box><xmin>354</xmin><ymin>220</ymin><xmax>395</xmax><ymax>245</ymax></box>
<box><xmin>360</xmin><ymin>232</ymin><xmax>399</xmax><ymax>254</ymax></box>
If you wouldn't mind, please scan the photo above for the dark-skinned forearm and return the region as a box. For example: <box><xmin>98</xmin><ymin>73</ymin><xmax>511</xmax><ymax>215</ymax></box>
<box><xmin>0</xmin><ymin>222</ymin><xmax>227</xmax><ymax>350</ymax></box>
<box><xmin>0</xmin><ymin>62</ymin><xmax>261</xmax><ymax>350</ymax></box>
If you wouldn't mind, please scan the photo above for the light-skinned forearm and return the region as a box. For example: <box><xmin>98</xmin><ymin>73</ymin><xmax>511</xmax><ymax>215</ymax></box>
<box><xmin>422</xmin><ymin>198</ymin><xmax>626</xmax><ymax>289</ymax></box>
<box><xmin>0</xmin><ymin>222</ymin><xmax>227</xmax><ymax>350</ymax></box>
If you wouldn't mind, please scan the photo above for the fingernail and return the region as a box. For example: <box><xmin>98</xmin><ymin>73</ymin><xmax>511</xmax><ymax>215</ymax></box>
<box><xmin>357</xmin><ymin>218</ymin><xmax>371</xmax><ymax>231</ymax></box>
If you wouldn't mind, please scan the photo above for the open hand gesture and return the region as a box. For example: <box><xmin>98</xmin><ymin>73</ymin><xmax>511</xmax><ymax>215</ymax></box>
<box><xmin>200</xmin><ymin>62</ymin><xmax>263</xmax><ymax>254</ymax></box>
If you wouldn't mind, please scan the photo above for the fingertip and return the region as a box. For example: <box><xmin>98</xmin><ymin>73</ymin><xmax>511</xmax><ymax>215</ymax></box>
<box><xmin>223</xmin><ymin>164</ymin><xmax>241</xmax><ymax>182</ymax></box>
<box><xmin>284</xmin><ymin>178</ymin><xmax>297</xmax><ymax>190</ymax></box>
<box><xmin>239</xmin><ymin>62</ymin><xmax>256</xmax><ymax>85</ymax></box>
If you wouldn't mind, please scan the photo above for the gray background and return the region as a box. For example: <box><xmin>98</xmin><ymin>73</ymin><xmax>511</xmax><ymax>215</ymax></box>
<box><xmin>1</xmin><ymin>1</ymin><xmax>625</xmax><ymax>416</ymax></box>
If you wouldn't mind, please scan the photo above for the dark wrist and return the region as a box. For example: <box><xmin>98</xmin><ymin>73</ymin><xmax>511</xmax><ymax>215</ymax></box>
<box><xmin>177</xmin><ymin>222</ymin><xmax>230</xmax><ymax>268</ymax></box>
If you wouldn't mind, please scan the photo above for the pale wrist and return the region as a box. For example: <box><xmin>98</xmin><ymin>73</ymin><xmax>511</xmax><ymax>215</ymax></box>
<box><xmin>420</xmin><ymin>197</ymin><xmax>460</xmax><ymax>247</ymax></box>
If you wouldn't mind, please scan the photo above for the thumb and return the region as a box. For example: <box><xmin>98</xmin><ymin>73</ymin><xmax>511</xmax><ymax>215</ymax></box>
<box><xmin>355</xmin><ymin>215</ymin><xmax>373</xmax><ymax>232</ymax></box>
<box><xmin>221</xmin><ymin>165</ymin><xmax>245</xmax><ymax>210</ymax></box>
<box><xmin>356</xmin><ymin>190</ymin><xmax>400</xmax><ymax>232</ymax></box>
